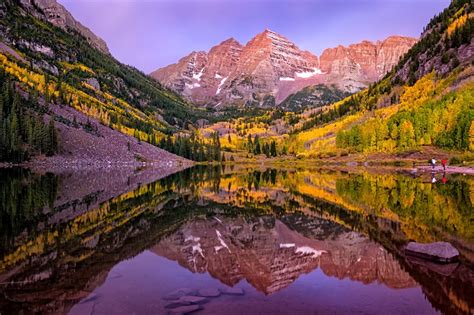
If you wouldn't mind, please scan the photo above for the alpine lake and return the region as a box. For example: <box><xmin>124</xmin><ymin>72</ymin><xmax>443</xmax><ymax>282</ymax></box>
<box><xmin>0</xmin><ymin>165</ymin><xmax>473</xmax><ymax>315</ymax></box>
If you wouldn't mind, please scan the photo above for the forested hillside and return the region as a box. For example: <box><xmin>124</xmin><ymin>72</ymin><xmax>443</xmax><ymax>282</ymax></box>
<box><xmin>0</xmin><ymin>0</ymin><xmax>220</xmax><ymax>163</ymax></box>
<box><xmin>284</xmin><ymin>0</ymin><xmax>473</xmax><ymax>159</ymax></box>
<box><xmin>1</xmin><ymin>0</ymin><xmax>204</xmax><ymax>128</ymax></box>
<box><xmin>0</xmin><ymin>70</ymin><xmax>58</xmax><ymax>162</ymax></box>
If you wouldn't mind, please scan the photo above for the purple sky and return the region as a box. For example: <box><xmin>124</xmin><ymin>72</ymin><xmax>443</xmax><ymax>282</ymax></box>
<box><xmin>59</xmin><ymin>0</ymin><xmax>450</xmax><ymax>73</ymax></box>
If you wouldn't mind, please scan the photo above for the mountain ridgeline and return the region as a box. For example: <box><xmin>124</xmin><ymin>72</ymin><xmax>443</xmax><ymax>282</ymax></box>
<box><xmin>151</xmin><ymin>32</ymin><xmax>416</xmax><ymax>110</ymax></box>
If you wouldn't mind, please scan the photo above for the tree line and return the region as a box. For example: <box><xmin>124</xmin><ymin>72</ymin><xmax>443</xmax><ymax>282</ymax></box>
<box><xmin>336</xmin><ymin>87</ymin><xmax>473</xmax><ymax>152</ymax></box>
<box><xmin>0</xmin><ymin>71</ymin><xmax>59</xmax><ymax>162</ymax></box>
<box><xmin>158</xmin><ymin>132</ymin><xmax>225</xmax><ymax>162</ymax></box>
<box><xmin>246</xmin><ymin>135</ymin><xmax>279</xmax><ymax>157</ymax></box>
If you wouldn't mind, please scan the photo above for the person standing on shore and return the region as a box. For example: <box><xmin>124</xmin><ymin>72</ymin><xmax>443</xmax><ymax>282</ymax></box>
<box><xmin>441</xmin><ymin>159</ymin><xmax>447</xmax><ymax>171</ymax></box>
<box><xmin>431</xmin><ymin>158</ymin><xmax>436</xmax><ymax>170</ymax></box>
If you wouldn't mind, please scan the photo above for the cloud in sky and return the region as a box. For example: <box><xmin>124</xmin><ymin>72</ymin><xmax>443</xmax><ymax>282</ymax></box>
<box><xmin>59</xmin><ymin>0</ymin><xmax>450</xmax><ymax>73</ymax></box>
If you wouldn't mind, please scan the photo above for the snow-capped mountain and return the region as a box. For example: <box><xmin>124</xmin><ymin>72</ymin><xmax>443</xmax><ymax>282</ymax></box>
<box><xmin>151</xmin><ymin>30</ymin><xmax>416</xmax><ymax>108</ymax></box>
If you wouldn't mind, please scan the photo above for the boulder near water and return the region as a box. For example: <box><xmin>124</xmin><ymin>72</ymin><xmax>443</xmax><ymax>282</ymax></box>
<box><xmin>405</xmin><ymin>242</ymin><xmax>459</xmax><ymax>263</ymax></box>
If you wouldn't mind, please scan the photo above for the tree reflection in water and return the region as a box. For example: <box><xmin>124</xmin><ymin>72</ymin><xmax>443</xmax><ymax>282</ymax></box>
<box><xmin>0</xmin><ymin>166</ymin><xmax>472</xmax><ymax>314</ymax></box>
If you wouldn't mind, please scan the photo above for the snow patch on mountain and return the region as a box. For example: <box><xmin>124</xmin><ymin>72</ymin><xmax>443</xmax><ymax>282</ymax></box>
<box><xmin>185</xmin><ymin>235</ymin><xmax>200</xmax><ymax>242</ymax></box>
<box><xmin>193</xmin><ymin>68</ymin><xmax>204</xmax><ymax>81</ymax></box>
<box><xmin>216</xmin><ymin>77</ymin><xmax>227</xmax><ymax>95</ymax></box>
<box><xmin>185</xmin><ymin>82</ymin><xmax>201</xmax><ymax>89</ymax></box>
<box><xmin>296</xmin><ymin>68</ymin><xmax>323</xmax><ymax>78</ymax></box>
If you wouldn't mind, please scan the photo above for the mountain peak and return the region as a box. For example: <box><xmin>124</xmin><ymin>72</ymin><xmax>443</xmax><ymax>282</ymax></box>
<box><xmin>247</xmin><ymin>29</ymin><xmax>294</xmax><ymax>50</ymax></box>
<box><xmin>263</xmin><ymin>28</ymin><xmax>276</xmax><ymax>34</ymax></box>
<box><xmin>258</xmin><ymin>28</ymin><xmax>285</xmax><ymax>39</ymax></box>
<box><xmin>219</xmin><ymin>37</ymin><xmax>242</xmax><ymax>47</ymax></box>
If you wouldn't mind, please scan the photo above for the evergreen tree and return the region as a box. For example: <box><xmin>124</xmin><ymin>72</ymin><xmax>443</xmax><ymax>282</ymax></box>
<box><xmin>166</xmin><ymin>135</ymin><xmax>173</xmax><ymax>152</ymax></box>
<box><xmin>56</xmin><ymin>75</ymin><xmax>64</xmax><ymax>104</ymax></box>
<box><xmin>198</xmin><ymin>146</ymin><xmax>205</xmax><ymax>162</ymax></box>
<box><xmin>247</xmin><ymin>134</ymin><xmax>253</xmax><ymax>150</ymax></box>
<box><xmin>46</xmin><ymin>117</ymin><xmax>58</xmax><ymax>156</ymax></box>
<box><xmin>270</xmin><ymin>140</ymin><xmax>277</xmax><ymax>157</ymax></box>
<box><xmin>44</xmin><ymin>74</ymin><xmax>50</xmax><ymax>105</ymax></box>
<box><xmin>263</xmin><ymin>143</ymin><xmax>270</xmax><ymax>157</ymax></box>
<box><xmin>254</xmin><ymin>135</ymin><xmax>261</xmax><ymax>155</ymax></box>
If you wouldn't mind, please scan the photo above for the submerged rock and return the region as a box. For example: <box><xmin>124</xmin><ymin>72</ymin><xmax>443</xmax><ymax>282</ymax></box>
<box><xmin>405</xmin><ymin>242</ymin><xmax>459</xmax><ymax>263</ymax></box>
<box><xmin>168</xmin><ymin>304</ymin><xmax>202</xmax><ymax>315</ymax></box>
<box><xmin>220</xmin><ymin>287</ymin><xmax>245</xmax><ymax>295</ymax></box>
<box><xmin>179</xmin><ymin>295</ymin><xmax>208</xmax><ymax>304</ymax></box>
<box><xmin>197</xmin><ymin>288</ymin><xmax>221</xmax><ymax>297</ymax></box>
<box><xmin>165</xmin><ymin>301</ymin><xmax>192</xmax><ymax>309</ymax></box>
<box><xmin>163</xmin><ymin>288</ymin><xmax>194</xmax><ymax>300</ymax></box>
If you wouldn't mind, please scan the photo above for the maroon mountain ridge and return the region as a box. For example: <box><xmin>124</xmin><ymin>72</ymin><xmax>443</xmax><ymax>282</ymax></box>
<box><xmin>151</xmin><ymin>30</ymin><xmax>417</xmax><ymax>108</ymax></box>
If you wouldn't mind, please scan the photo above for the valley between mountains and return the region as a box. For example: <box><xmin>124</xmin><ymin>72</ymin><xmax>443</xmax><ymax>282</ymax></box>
<box><xmin>0</xmin><ymin>2</ymin><xmax>474</xmax><ymax>314</ymax></box>
<box><xmin>0</xmin><ymin>0</ymin><xmax>473</xmax><ymax>171</ymax></box>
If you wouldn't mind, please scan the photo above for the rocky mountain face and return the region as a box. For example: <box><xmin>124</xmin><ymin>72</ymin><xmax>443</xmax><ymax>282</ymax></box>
<box><xmin>154</xmin><ymin>39</ymin><xmax>243</xmax><ymax>104</ymax></box>
<box><xmin>152</xmin><ymin>215</ymin><xmax>417</xmax><ymax>294</ymax></box>
<box><xmin>319</xmin><ymin>36</ymin><xmax>418</xmax><ymax>92</ymax></box>
<box><xmin>151</xmin><ymin>30</ymin><xmax>416</xmax><ymax>108</ymax></box>
<box><xmin>17</xmin><ymin>0</ymin><xmax>109</xmax><ymax>54</ymax></box>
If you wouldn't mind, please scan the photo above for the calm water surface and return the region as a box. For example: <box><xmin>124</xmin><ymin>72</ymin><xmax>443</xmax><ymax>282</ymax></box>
<box><xmin>0</xmin><ymin>166</ymin><xmax>473</xmax><ymax>315</ymax></box>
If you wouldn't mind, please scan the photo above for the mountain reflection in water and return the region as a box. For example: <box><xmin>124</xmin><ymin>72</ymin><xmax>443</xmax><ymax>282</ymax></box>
<box><xmin>0</xmin><ymin>166</ymin><xmax>473</xmax><ymax>315</ymax></box>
